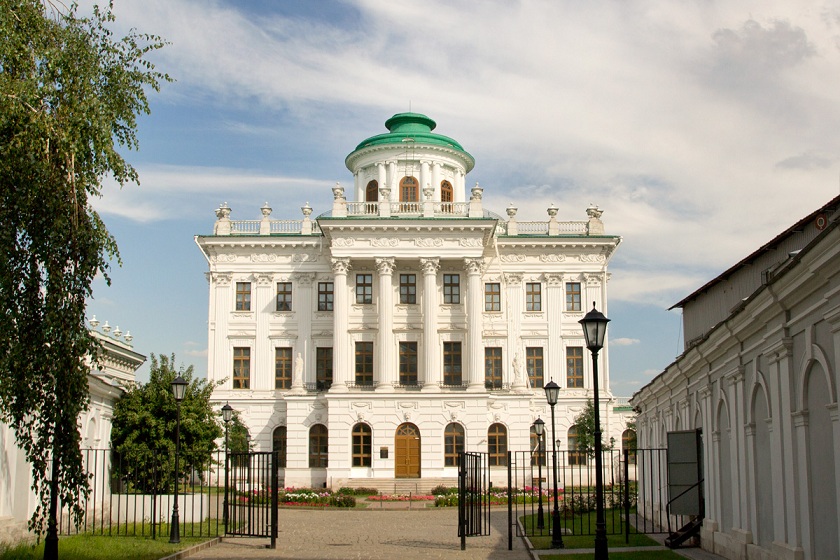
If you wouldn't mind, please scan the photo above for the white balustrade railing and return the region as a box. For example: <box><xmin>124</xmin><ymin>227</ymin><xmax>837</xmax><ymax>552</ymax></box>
<box><xmin>230</xmin><ymin>220</ymin><xmax>261</xmax><ymax>234</ymax></box>
<box><xmin>270</xmin><ymin>220</ymin><xmax>304</xmax><ymax>233</ymax></box>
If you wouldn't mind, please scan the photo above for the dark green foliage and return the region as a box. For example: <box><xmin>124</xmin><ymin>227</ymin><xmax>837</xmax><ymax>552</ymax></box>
<box><xmin>110</xmin><ymin>354</ymin><xmax>222</xmax><ymax>493</ymax></box>
<box><xmin>573</xmin><ymin>399</ymin><xmax>607</xmax><ymax>457</ymax></box>
<box><xmin>329</xmin><ymin>495</ymin><xmax>356</xmax><ymax>507</ymax></box>
<box><xmin>0</xmin><ymin>0</ymin><xmax>168</xmax><ymax>535</ymax></box>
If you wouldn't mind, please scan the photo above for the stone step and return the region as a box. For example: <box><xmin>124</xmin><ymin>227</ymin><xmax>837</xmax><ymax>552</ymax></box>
<box><xmin>338</xmin><ymin>477</ymin><xmax>458</xmax><ymax>495</ymax></box>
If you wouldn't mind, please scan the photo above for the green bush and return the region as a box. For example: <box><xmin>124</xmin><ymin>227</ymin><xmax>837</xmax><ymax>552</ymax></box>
<box><xmin>434</xmin><ymin>494</ymin><xmax>458</xmax><ymax>507</ymax></box>
<box><xmin>430</xmin><ymin>484</ymin><xmax>457</xmax><ymax>495</ymax></box>
<box><xmin>329</xmin><ymin>495</ymin><xmax>357</xmax><ymax>507</ymax></box>
<box><xmin>336</xmin><ymin>487</ymin><xmax>356</xmax><ymax>495</ymax></box>
<box><xmin>352</xmin><ymin>487</ymin><xmax>380</xmax><ymax>496</ymax></box>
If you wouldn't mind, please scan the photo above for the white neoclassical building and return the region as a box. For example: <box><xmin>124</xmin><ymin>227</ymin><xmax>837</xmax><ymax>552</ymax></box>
<box><xmin>631</xmin><ymin>194</ymin><xmax>840</xmax><ymax>560</ymax></box>
<box><xmin>196</xmin><ymin>112</ymin><xmax>634</xmax><ymax>490</ymax></box>
<box><xmin>0</xmin><ymin>320</ymin><xmax>145</xmax><ymax>543</ymax></box>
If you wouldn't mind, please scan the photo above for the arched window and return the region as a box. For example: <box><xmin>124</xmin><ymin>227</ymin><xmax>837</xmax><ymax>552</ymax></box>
<box><xmin>530</xmin><ymin>424</ymin><xmax>546</xmax><ymax>466</ymax></box>
<box><xmin>273</xmin><ymin>426</ymin><xmax>287</xmax><ymax>468</ymax></box>
<box><xmin>488</xmin><ymin>423</ymin><xmax>507</xmax><ymax>466</ymax></box>
<box><xmin>309</xmin><ymin>424</ymin><xmax>328</xmax><ymax>468</ymax></box>
<box><xmin>352</xmin><ymin>423</ymin><xmax>372</xmax><ymax>467</ymax></box>
<box><xmin>444</xmin><ymin>423</ymin><xmax>465</xmax><ymax>467</ymax></box>
<box><xmin>568</xmin><ymin>425</ymin><xmax>585</xmax><ymax>466</ymax></box>
<box><xmin>365</xmin><ymin>180</ymin><xmax>379</xmax><ymax>202</ymax></box>
<box><xmin>440</xmin><ymin>181</ymin><xmax>453</xmax><ymax>202</ymax></box>
<box><xmin>399</xmin><ymin>176</ymin><xmax>418</xmax><ymax>202</ymax></box>
<box><xmin>622</xmin><ymin>428</ymin><xmax>636</xmax><ymax>465</ymax></box>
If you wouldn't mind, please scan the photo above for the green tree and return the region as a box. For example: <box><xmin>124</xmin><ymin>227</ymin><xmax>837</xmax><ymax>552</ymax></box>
<box><xmin>111</xmin><ymin>354</ymin><xmax>223</xmax><ymax>493</ymax></box>
<box><xmin>0</xmin><ymin>0</ymin><xmax>168</xmax><ymax>538</ymax></box>
<box><xmin>573</xmin><ymin>399</ymin><xmax>606</xmax><ymax>458</ymax></box>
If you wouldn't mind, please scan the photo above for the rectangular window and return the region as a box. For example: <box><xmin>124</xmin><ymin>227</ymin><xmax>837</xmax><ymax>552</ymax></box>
<box><xmin>485</xmin><ymin>283</ymin><xmax>501</xmax><ymax>311</ymax></box>
<box><xmin>275</xmin><ymin>347</ymin><xmax>293</xmax><ymax>389</ymax></box>
<box><xmin>355</xmin><ymin>341</ymin><xmax>374</xmax><ymax>386</ymax></box>
<box><xmin>526</xmin><ymin>283</ymin><xmax>542</xmax><ymax>312</ymax></box>
<box><xmin>526</xmin><ymin>347</ymin><xmax>544</xmax><ymax>388</ymax></box>
<box><xmin>443</xmin><ymin>274</ymin><xmax>460</xmax><ymax>304</ymax></box>
<box><xmin>399</xmin><ymin>341</ymin><xmax>418</xmax><ymax>386</ymax></box>
<box><xmin>316</xmin><ymin>347</ymin><xmax>333</xmax><ymax>391</ymax></box>
<box><xmin>443</xmin><ymin>342</ymin><xmax>462</xmax><ymax>386</ymax></box>
<box><xmin>235</xmin><ymin>282</ymin><xmax>251</xmax><ymax>311</ymax></box>
<box><xmin>356</xmin><ymin>273</ymin><xmax>373</xmax><ymax>304</ymax></box>
<box><xmin>276</xmin><ymin>282</ymin><xmax>292</xmax><ymax>312</ymax></box>
<box><xmin>318</xmin><ymin>282</ymin><xmax>334</xmax><ymax>311</ymax></box>
<box><xmin>567</xmin><ymin>347</ymin><xmax>584</xmax><ymax>388</ymax></box>
<box><xmin>352</xmin><ymin>425</ymin><xmax>372</xmax><ymax>467</ymax></box>
<box><xmin>484</xmin><ymin>347</ymin><xmax>503</xmax><ymax>389</ymax></box>
<box><xmin>566</xmin><ymin>282</ymin><xmax>581</xmax><ymax>311</ymax></box>
<box><xmin>233</xmin><ymin>347</ymin><xmax>250</xmax><ymax>389</ymax></box>
<box><xmin>399</xmin><ymin>274</ymin><xmax>417</xmax><ymax>304</ymax></box>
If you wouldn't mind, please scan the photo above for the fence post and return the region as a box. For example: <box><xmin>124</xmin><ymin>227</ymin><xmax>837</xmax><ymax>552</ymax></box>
<box><xmin>270</xmin><ymin>451</ymin><xmax>278</xmax><ymax>550</ymax></box>
<box><xmin>459</xmin><ymin>453</ymin><xmax>466</xmax><ymax>551</ymax></box>
<box><xmin>507</xmin><ymin>451</ymin><xmax>512</xmax><ymax>551</ymax></box>
<box><xmin>624</xmin><ymin>448</ymin><xmax>630</xmax><ymax>544</ymax></box>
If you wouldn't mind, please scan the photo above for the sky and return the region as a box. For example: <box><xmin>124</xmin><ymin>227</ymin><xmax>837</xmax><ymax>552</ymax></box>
<box><xmin>83</xmin><ymin>0</ymin><xmax>840</xmax><ymax>397</ymax></box>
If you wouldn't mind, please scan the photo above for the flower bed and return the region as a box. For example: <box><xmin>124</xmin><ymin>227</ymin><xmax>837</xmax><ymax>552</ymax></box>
<box><xmin>366</xmin><ymin>494</ymin><xmax>436</xmax><ymax>502</ymax></box>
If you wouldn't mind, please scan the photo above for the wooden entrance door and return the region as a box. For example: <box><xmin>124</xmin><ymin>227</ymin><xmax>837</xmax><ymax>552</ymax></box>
<box><xmin>395</xmin><ymin>423</ymin><xmax>421</xmax><ymax>478</ymax></box>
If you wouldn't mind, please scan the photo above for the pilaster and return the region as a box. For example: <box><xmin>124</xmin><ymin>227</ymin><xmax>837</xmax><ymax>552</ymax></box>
<box><xmin>375</xmin><ymin>258</ymin><xmax>396</xmax><ymax>391</ymax></box>
<box><xmin>330</xmin><ymin>258</ymin><xmax>351</xmax><ymax>393</ymax></box>
<box><xmin>465</xmin><ymin>257</ymin><xmax>485</xmax><ymax>391</ymax></box>
<box><xmin>421</xmin><ymin>258</ymin><xmax>441</xmax><ymax>392</ymax></box>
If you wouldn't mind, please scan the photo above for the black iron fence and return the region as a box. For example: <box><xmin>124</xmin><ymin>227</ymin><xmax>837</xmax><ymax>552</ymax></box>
<box><xmin>57</xmin><ymin>448</ymin><xmax>225</xmax><ymax>539</ymax></box>
<box><xmin>509</xmin><ymin>447</ymin><xmax>674</xmax><ymax>540</ymax></box>
<box><xmin>459</xmin><ymin>451</ymin><xmax>490</xmax><ymax>550</ymax></box>
<box><xmin>226</xmin><ymin>451</ymin><xmax>279</xmax><ymax>548</ymax></box>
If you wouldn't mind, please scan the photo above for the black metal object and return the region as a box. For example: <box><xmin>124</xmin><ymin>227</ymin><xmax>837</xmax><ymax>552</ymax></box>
<box><xmin>56</xmin><ymin>448</ymin><xmax>227</xmax><ymax>539</ymax></box>
<box><xmin>226</xmin><ymin>451</ymin><xmax>279</xmax><ymax>549</ymax></box>
<box><xmin>458</xmin><ymin>451</ymin><xmax>490</xmax><ymax>550</ymax></box>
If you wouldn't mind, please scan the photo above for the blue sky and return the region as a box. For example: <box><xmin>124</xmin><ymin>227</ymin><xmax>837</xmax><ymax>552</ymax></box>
<box><xmin>85</xmin><ymin>0</ymin><xmax>840</xmax><ymax>396</ymax></box>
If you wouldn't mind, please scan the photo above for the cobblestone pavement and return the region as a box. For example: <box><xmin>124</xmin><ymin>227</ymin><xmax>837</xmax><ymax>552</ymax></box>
<box><xmin>186</xmin><ymin>506</ymin><xmax>532</xmax><ymax>560</ymax></box>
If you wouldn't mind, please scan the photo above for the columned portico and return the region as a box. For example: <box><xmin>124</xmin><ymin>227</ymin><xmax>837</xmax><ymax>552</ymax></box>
<box><xmin>376</xmin><ymin>257</ymin><xmax>396</xmax><ymax>391</ymax></box>
<box><xmin>421</xmin><ymin>257</ymin><xmax>441</xmax><ymax>391</ymax></box>
<box><xmin>465</xmin><ymin>257</ymin><xmax>485</xmax><ymax>391</ymax></box>
<box><xmin>331</xmin><ymin>258</ymin><xmax>351</xmax><ymax>392</ymax></box>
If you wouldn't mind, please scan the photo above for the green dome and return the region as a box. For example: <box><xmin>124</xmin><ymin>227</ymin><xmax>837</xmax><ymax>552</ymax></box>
<box><xmin>349</xmin><ymin>112</ymin><xmax>473</xmax><ymax>161</ymax></box>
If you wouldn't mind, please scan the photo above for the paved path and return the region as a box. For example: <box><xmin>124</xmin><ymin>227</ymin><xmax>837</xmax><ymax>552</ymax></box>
<box><xmin>185</xmin><ymin>507</ymin><xmax>531</xmax><ymax>560</ymax></box>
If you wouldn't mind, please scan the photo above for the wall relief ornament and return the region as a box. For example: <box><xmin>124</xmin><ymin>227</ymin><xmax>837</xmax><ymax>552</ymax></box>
<box><xmin>293</xmin><ymin>273</ymin><xmax>315</xmax><ymax>286</ymax></box>
<box><xmin>332</xmin><ymin>238</ymin><xmax>355</xmax><ymax>248</ymax></box>
<box><xmin>415</xmin><ymin>238</ymin><xmax>444</xmax><ymax>248</ymax></box>
<box><xmin>250</xmin><ymin>254</ymin><xmax>277</xmax><ymax>263</ymax></box>
<box><xmin>371</xmin><ymin>238</ymin><xmax>399</xmax><ymax>248</ymax></box>
<box><xmin>579</xmin><ymin>254</ymin><xmax>606</xmax><ymax>263</ymax></box>
<box><xmin>213</xmin><ymin>273</ymin><xmax>233</xmax><ymax>286</ymax></box>
<box><xmin>500</xmin><ymin>254</ymin><xmax>526</xmax><ymax>263</ymax></box>
<box><xmin>292</xmin><ymin>254</ymin><xmax>319</xmax><ymax>263</ymax></box>
<box><xmin>539</xmin><ymin>254</ymin><xmax>566</xmax><ymax>263</ymax></box>
<box><xmin>331</xmin><ymin>258</ymin><xmax>351</xmax><ymax>274</ymax></box>
<box><xmin>212</xmin><ymin>254</ymin><xmax>237</xmax><ymax>263</ymax></box>
<box><xmin>546</xmin><ymin>274</ymin><xmax>563</xmax><ymax>286</ymax></box>
<box><xmin>504</xmin><ymin>273</ymin><xmax>523</xmax><ymax>285</ymax></box>
<box><xmin>459</xmin><ymin>238</ymin><xmax>483</xmax><ymax>248</ymax></box>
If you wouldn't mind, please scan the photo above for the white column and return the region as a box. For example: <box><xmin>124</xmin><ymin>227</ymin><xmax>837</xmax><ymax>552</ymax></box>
<box><xmin>354</xmin><ymin>170</ymin><xmax>362</xmax><ymax>201</ymax></box>
<box><xmin>330</xmin><ymin>258</ymin><xmax>351</xmax><ymax>393</ymax></box>
<box><xmin>505</xmin><ymin>273</ymin><xmax>525</xmax><ymax>391</ymax></box>
<box><xmin>376</xmin><ymin>257</ymin><xmax>396</xmax><ymax>391</ymax></box>
<box><xmin>421</xmin><ymin>258</ymin><xmax>441</xmax><ymax>392</ymax></box>
<box><xmin>294</xmin><ymin>273</ymin><xmax>314</xmax><ymax>386</ymax></box>
<box><xmin>431</xmin><ymin>163</ymin><xmax>441</xmax><ymax>201</ymax></box>
<box><xmin>546</xmin><ymin>274</ymin><xmax>563</xmax><ymax>388</ymax></box>
<box><xmin>377</xmin><ymin>163</ymin><xmax>386</xmax><ymax>193</ymax></box>
<box><xmin>210</xmin><ymin>273</ymin><xmax>232</xmax><ymax>387</ymax></box>
<box><xmin>465</xmin><ymin>258</ymin><xmax>485</xmax><ymax>392</ymax></box>
<box><xmin>420</xmin><ymin>160</ymin><xmax>430</xmax><ymax>192</ymax></box>
<box><xmin>256</xmin><ymin>274</ymin><xmax>273</xmax><ymax>390</ymax></box>
<box><xmin>387</xmin><ymin>161</ymin><xmax>397</xmax><ymax>199</ymax></box>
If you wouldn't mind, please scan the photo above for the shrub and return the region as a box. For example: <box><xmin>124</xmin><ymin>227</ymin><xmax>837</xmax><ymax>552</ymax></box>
<box><xmin>329</xmin><ymin>495</ymin><xmax>356</xmax><ymax>507</ymax></box>
<box><xmin>430</xmin><ymin>484</ymin><xmax>457</xmax><ymax>495</ymax></box>
<box><xmin>352</xmin><ymin>487</ymin><xmax>379</xmax><ymax>496</ymax></box>
<box><xmin>336</xmin><ymin>487</ymin><xmax>356</xmax><ymax>496</ymax></box>
<box><xmin>434</xmin><ymin>494</ymin><xmax>458</xmax><ymax>507</ymax></box>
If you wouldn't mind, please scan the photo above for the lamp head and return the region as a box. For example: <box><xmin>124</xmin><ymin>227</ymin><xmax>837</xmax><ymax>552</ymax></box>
<box><xmin>222</xmin><ymin>402</ymin><xmax>233</xmax><ymax>423</ymax></box>
<box><xmin>533</xmin><ymin>417</ymin><xmax>545</xmax><ymax>436</ymax></box>
<box><xmin>171</xmin><ymin>375</ymin><xmax>188</xmax><ymax>402</ymax></box>
<box><xmin>579</xmin><ymin>302</ymin><xmax>610</xmax><ymax>352</ymax></box>
<box><xmin>543</xmin><ymin>380</ymin><xmax>560</xmax><ymax>406</ymax></box>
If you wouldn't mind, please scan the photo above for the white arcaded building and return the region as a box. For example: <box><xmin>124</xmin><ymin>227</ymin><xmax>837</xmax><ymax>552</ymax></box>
<box><xmin>196</xmin><ymin>112</ymin><xmax>634</xmax><ymax>489</ymax></box>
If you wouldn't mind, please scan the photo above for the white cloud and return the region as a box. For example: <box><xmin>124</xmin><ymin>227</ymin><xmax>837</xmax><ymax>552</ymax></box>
<box><xmin>612</xmin><ymin>338</ymin><xmax>641</xmax><ymax>347</ymax></box>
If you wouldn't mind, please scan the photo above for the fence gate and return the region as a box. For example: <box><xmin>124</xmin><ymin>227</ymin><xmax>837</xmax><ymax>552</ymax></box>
<box><xmin>225</xmin><ymin>451</ymin><xmax>279</xmax><ymax>548</ymax></box>
<box><xmin>458</xmin><ymin>451</ymin><xmax>490</xmax><ymax>550</ymax></box>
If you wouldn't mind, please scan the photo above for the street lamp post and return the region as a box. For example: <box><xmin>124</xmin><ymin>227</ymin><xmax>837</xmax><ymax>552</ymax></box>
<box><xmin>543</xmin><ymin>380</ymin><xmax>563</xmax><ymax>549</ymax></box>
<box><xmin>579</xmin><ymin>302</ymin><xmax>610</xmax><ymax>559</ymax></box>
<box><xmin>533</xmin><ymin>418</ymin><xmax>546</xmax><ymax>530</ymax></box>
<box><xmin>221</xmin><ymin>402</ymin><xmax>233</xmax><ymax>532</ymax></box>
<box><xmin>169</xmin><ymin>375</ymin><xmax>188</xmax><ymax>544</ymax></box>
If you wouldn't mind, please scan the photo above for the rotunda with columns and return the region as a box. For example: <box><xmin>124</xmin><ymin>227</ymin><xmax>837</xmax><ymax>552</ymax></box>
<box><xmin>196</xmin><ymin>112</ymin><xmax>633</xmax><ymax>490</ymax></box>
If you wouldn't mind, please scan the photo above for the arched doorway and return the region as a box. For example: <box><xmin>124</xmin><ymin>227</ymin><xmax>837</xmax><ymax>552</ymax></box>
<box><xmin>395</xmin><ymin>423</ymin><xmax>421</xmax><ymax>478</ymax></box>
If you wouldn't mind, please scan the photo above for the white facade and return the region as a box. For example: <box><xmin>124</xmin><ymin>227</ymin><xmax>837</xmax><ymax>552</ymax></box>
<box><xmin>631</xmin><ymin>195</ymin><xmax>840</xmax><ymax>560</ymax></box>
<box><xmin>0</xmin><ymin>320</ymin><xmax>145</xmax><ymax>543</ymax></box>
<box><xmin>197</xmin><ymin>113</ymin><xmax>634</xmax><ymax>489</ymax></box>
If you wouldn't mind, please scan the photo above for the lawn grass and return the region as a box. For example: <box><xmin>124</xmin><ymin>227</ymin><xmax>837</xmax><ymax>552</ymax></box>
<box><xmin>0</xmin><ymin>533</ymin><xmax>210</xmax><ymax>560</ymax></box>
<box><xmin>539</xmin><ymin>551</ymin><xmax>683</xmax><ymax>560</ymax></box>
<box><xmin>522</xmin><ymin>509</ymin><xmax>659</xmax><ymax>550</ymax></box>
